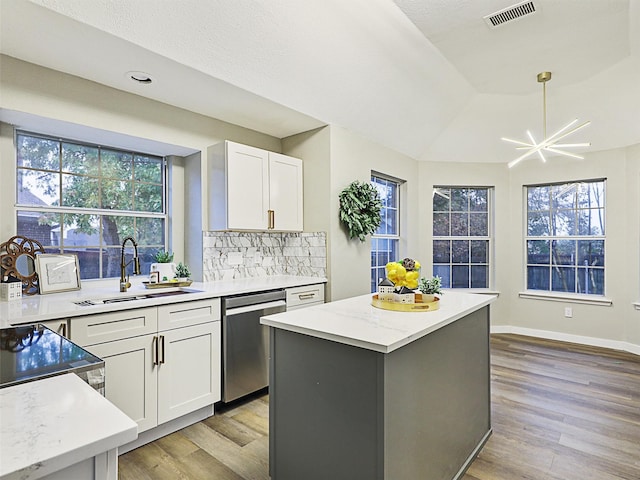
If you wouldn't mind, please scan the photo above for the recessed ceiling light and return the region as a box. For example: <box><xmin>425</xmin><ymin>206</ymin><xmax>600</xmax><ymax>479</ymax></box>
<box><xmin>126</xmin><ymin>71</ymin><xmax>154</xmax><ymax>84</ymax></box>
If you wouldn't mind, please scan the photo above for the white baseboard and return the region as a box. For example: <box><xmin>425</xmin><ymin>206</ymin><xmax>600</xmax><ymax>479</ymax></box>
<box><xmin>491</xmin><ymin>325</ymin><xmax>640</xmax><ymax>356</ymax></box>
<box><xmin>118</xmin><ymin>404</ymin><xmax>214</xmax><ymax>454</ymax></box>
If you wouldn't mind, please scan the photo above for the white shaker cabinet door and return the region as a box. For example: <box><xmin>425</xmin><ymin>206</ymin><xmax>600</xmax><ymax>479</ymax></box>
<box><xmin>226</xmin><ymin>141</ymin><xmax>270</xmax><ymax>230</ymax></box>
<box><xmin>87</xmin><ymin>334</ymin><xmax>158</xmax><ymax>433</ymax></box>
<box><xmin>157</xmin><ymin>321</ymin><xmax>221</xmax><ymax>424</ymax></box>
<box><xmin>269</xmin><ymin>152</ymin><xmax>303</xmax><ymax>231</ymax></box>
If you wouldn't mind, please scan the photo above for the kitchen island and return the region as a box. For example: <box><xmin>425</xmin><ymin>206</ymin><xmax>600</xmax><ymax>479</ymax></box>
<box><xmin>261</xmin><ymin>290</ymin><xmax>496</xmax><ymax>480</ymax></box>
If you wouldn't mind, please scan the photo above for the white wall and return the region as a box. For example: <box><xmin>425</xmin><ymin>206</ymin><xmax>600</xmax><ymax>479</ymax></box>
<box><xmin>421</xmin><ymin>146</ymin><xmax>640</xmax><ymax>352</ymax></box>
<box><xmin>417</xmin><ymin>161</ymin><xmax>511</xmax><ymax>328</ymax></box>
<box><xmin>0</xmin><ymin>55</ymin><xmax>281</xmax><ymax>279</ymax></box>
<box><xmin>284</xmin><ymin>125</ymin><xmax>419</xmax><ymax>301</ymax></box>
<box><xmin>504</xmin><ymin>146</ymin><xmax>640</xmax><ymax>352</ymax></box>
<box><xmin>3</xmin><ymin>56</ymin><xmax>639</xmax><ymax>351</ymax></box>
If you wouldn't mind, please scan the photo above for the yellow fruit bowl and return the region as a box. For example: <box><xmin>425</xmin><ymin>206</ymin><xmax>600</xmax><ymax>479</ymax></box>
<box><xmin>372</xmin><ymin>293</ymin><xmax>440</xmax><ymax>312</ymax></box>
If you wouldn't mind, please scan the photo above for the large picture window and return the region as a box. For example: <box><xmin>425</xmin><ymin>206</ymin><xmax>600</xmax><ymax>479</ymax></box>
<box><xmin>16</xmin><ymin>131</ymin><xmax>167</xmax><ymax>280</ymax></box>
<box><xmin>433</xmin><ymin>187</ymin><xmax>492</xmax><ymax>289</ymax></box>
<box><xmin>526</xmin><ymin>179</ymin><xmax>605</xmax><ymax>295</ymax></box>
<box><xmin>370</xmin><ymin>174</ymin><xmax>401</xmax><ymax>292</ymax></box>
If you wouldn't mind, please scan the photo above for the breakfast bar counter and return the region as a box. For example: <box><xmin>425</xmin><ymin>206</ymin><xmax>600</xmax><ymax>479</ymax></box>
<box><xmin>261</xmin><ymin>291</ymin><xmax>496</xmax><ymax>480</ymax></box>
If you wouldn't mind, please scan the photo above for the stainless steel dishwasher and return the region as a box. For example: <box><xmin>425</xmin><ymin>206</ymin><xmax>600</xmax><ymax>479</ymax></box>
<box><xmin>222</xmin><ymin>289</ymin><xmax>286</xmax><ymax>402</ymax></box>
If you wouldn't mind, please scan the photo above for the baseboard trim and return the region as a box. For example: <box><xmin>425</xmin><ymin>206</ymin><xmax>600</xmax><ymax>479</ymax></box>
<box><xmin>491</xmin><ymin>325</ymin><xmax>640</xmax><ymax>356</ymax></box>
<box><xmin>119</xmin><ymin>404</ymin><xmax>214</xmax><ymax>454</ymax></box>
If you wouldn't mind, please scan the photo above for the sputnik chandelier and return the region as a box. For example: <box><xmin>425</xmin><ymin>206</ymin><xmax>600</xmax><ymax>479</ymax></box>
<box><xmin>502</xmin><ymin>71</ymin><xmax>590</xmax><ymax>168</ymax></box>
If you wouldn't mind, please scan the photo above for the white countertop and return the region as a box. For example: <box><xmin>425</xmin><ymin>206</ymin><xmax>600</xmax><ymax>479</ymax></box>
<box><xmin>0</xmin><ymin>373</ymin><xmax>138</xmax><ymax>480</ymax></box>
<box><xmin>261</xmin><ymin>290</ymin><xmax>496</xmax><ymax>353</ymax></box>
<box><xmin>0</xmin><ymin>276</ymin><xmax>326</xmax><ymax>328</ymax></box>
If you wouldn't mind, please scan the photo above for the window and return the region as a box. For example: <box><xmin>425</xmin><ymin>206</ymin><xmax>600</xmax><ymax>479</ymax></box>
<box><xmin>371</xmin><ymin>174</ymin><xmax>400</xmax><ymax>292</ymax></box>
<box><xmin>16</xmin><ymin>131</ymin><xmax>167</xmax><ymax>280</ymax></box>
<box><xmin>433</xmin><ymin>187</ymin><xmax>492</xmax><ymax>289</ymax></box>
<box><xmin>526</xmin><ymin>179</ymin><xmax>605</xmax><ymax>295</ymax></box>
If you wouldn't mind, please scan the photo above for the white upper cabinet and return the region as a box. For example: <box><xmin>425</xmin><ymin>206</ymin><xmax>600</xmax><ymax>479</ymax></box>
<box><xmin>209</xmin><ymin>141</ymin><xmax>303</xmax><ymax>231</ymax></box>
<box><xmin>268</xmin><ymin>151</ymin><xmax>303</xmax><ymax>231</ymax></box>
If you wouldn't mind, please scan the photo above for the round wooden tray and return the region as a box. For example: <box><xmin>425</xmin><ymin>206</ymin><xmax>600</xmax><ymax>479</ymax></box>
<box><xmin>371</xmin><ymin>293</ymin><xmax>440</xmax><ymax>312</ymax></box>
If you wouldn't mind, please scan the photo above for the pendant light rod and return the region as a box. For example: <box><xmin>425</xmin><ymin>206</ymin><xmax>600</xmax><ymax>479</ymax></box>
<box><xmin>538</xmin><ymin>71</ymin><xmax>551</xmax><ymax>139</ymax></box>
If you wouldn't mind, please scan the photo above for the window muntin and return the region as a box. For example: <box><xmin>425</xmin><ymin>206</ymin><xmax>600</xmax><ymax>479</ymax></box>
<box><xmin>525</xmin><ymin>180</ymin><xmax>605</xmax><ymax>295</ymax></box>
<box><xmin>370</xmin><ymin>175</ymin><xmax>400</xmax><ymax>292</ymax></box>
<box><xmin>433</xmin><ymin>187</ymin><xmax>491</xmax><ymax>289</ymax></box>
<box><xmin>16</xmin><ymin>132</ymin><xmax>167</xmax><ymax>280</ymax></box>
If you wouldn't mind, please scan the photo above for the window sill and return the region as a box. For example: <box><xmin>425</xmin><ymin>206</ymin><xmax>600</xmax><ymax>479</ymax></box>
<box><xmin>442</xmin><ymin>288</ymin><xmax>500</xmax><ymax>296</ymax></box>
<box><xmin>518</xmin><ymin>291</ymin><xmax>612</xmax><ymax>306</ymax></box>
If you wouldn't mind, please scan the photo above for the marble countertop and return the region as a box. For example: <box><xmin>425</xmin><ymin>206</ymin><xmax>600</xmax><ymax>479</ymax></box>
<box><xmin>0</xmin><ymin>275</ymin><xmax>326</xmax><ymax>328</ymax></box>
<box><xmin>0</xmin><ymin>373</ymin><xmax>138</xmax><ymax>480</ymax></box>
<box><xmin>261</xmin><ymin>290</ymin><xmax>496</xmax><ymax>353</ymax></box>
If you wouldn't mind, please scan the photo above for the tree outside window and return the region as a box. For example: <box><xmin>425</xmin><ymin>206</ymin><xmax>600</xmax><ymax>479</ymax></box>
<box><xmin>526</xmin><ymin>180</ymin><xmax>605</xmax><ymax>295</ymax></box>
<box><xmin>433</xmin><ymin>187</ymin><xmax>492</xmax><ymax>289</ymax></box>
<box><xmin>16</xmin><ymin>132</ymin><xmax>167</xmax><ymax>280</ymax></box>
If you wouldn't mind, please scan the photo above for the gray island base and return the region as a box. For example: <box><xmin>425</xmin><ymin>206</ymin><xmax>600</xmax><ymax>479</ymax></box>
<box><xmin>262</xmin><ymin>292</ymin><xmax>495</xmax><ymax>480</ymax></box>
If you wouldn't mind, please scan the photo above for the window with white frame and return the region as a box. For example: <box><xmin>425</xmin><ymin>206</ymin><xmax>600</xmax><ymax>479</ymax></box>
<box><xmin>433</xmin><ymin>187</ymin><xmax>492</xmax><ymax>289</ymax></box>
<box><xmin>370</xmin><ymin>174</ymin><xmax>401</xmax><ymax>292</ymax></box>
<box><xmin>526</xmin><ymin>179</ymin><xmax>605</xmax><ymax>295</ymax></box>
<box><xmin>15</xmin><ymin>131</ymin><xmax>167</xmax><ymax>280</ymax></box>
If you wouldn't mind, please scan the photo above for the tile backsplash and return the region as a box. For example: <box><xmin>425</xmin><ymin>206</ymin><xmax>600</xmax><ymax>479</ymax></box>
<box><xmin>202</xmin><ymin>231</ymin><xmax>326</xmax><ymax>281</ymax></box>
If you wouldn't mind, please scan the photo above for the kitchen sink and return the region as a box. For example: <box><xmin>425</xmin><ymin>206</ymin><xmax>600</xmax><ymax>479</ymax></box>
<box><xmin>74</xmin><ymin>288</ymin><xmax>202</xmax><ymax>306</ymax></box>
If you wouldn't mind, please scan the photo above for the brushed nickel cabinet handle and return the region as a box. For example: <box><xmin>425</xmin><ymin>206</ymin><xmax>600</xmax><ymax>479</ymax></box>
<box><xmin>298</xmin><ymin>293</ymin><xmax>315</xmax><ymax>300</ymax></box>
<box><xmin>60</xmin><ymin>323</ymin><xmax>67</xmax><ymax>337</ymax></box>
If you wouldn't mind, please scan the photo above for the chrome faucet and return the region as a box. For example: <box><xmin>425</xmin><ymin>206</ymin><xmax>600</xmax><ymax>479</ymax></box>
<box><xmin>120</xmin><ymin>237</ymin><xmax>141</xmax><ymax>292</ymax></box>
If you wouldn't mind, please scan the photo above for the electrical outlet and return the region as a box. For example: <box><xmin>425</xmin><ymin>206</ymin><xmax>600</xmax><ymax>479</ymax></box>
<box><xmin>564</xmin><ymin>307</ymin><xmax>573</xmax><ymax>318</ymax></box>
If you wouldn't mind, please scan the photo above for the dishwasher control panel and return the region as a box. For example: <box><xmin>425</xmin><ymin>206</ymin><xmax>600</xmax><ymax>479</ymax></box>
<box><xmin>285</xmin><ymin>283</ymin><xmax>325</xmax><ymax>311</ymax></box>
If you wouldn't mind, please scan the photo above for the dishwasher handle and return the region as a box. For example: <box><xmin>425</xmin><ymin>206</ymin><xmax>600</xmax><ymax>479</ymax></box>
<box><xmin>225</xmin><ymin>300</ymin><xmax>286</xmax><ymax>316</ymax></box>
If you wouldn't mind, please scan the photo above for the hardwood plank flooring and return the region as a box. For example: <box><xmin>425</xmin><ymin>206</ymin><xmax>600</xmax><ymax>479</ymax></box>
<box><xmin>119</xmin><ymin>334</ymin><xmax>640</xmax><ymax>479</ymax></box>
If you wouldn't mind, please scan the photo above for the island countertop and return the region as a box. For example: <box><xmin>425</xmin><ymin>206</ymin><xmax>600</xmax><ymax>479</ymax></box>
<box><xmin>261</xmin><ymin>290</ymin><xmax>496</xmax><ymax>353</ymax></box>
<box><xmin>0</xmin><ymin>373</ymin><xmax>138</xmax><ymax>480</ymax></box>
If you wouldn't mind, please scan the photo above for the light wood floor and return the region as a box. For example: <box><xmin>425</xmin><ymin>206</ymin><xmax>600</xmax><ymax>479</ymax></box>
<box><xmin>119</xmin><ymin>334</ymin><xmax>640</xmax><ymax>479</ymax></box>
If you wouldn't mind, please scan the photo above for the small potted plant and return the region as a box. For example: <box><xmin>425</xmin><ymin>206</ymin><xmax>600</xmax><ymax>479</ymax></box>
<box><xmin>150</xmin><ymin>250</ymin><xmax>176</xmax><ymax>282</ymax></box>
<box><xmin>418</xmin><ymin>275</ymin><xmax>443</xmax><ymax>303</ymax></box>
<box><xmin>175</xmin><ymin>262</ymin><xmax>191</xmax><ymax>282</ymax></box>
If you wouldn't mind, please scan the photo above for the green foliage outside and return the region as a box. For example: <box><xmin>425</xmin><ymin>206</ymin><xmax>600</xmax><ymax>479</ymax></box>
<box><xmin>16</xmin><ymin>133</ymin><xmax>165</xmax><ymax>278</ymax></box>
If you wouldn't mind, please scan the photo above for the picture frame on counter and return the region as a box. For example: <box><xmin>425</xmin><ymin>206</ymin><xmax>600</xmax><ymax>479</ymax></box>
<box><xmin>35</xmin><ymin>254</ymin><xmax>81</xmax><ymax>294</ymax></box>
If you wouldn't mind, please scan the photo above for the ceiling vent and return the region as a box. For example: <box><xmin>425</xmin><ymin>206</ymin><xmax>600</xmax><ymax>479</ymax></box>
<box><xmin>483</xmin><ymin>1</ymin><xmax>537</xmax><ymax>28</ymax></box>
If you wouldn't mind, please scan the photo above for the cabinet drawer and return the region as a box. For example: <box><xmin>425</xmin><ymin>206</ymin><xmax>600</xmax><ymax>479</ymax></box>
<box><xmin>71</xmin><ymin>308</ymin><xmax>158</xmax><ymax>347</ymax></box>
<box><xmin>158</xmin><ymin>298</ymin><xmax>221</xmax><ymax>332</ymax></box>
<box><xmin>286</xmin><ymin>284</ymin><xmax>325</xmax><ymax>309</ymax></box>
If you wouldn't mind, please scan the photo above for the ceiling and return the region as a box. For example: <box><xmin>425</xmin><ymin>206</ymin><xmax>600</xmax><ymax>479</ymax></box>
<box><xmin>1</xmin><ymin>0</ymin><xmax>639</xmax><ymax>163</ymax></box>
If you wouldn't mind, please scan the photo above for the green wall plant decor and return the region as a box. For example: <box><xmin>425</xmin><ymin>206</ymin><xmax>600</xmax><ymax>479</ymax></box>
<box><xmin>339</xmin><ymin>181</ymin><xmax>382</xmax><ymax>242</ymax></box>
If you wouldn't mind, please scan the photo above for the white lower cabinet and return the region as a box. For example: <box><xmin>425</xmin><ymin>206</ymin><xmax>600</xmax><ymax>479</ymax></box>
<box><xmin>39</xmin><ymin>318</ymin><xmax>70</xmax><ymax>338</ymax></box>
<box><xmin>157</xmin><ymin>321</ymin><xmax>220</xmax><ymax>424</ymax></box>
<box><xmin>85</xmin><ymin>334</ymin><xmax>158</xmax><ymax>432</ymax></box>
<box><xmin>71</xmin><ymin>299</ymin><xmax>221</xmax><ymax>433</ymax></box>
<box><xmin>285</xmin><ymin>283</ymin><xmax>325</xmax><ymax>311</ymax></box>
